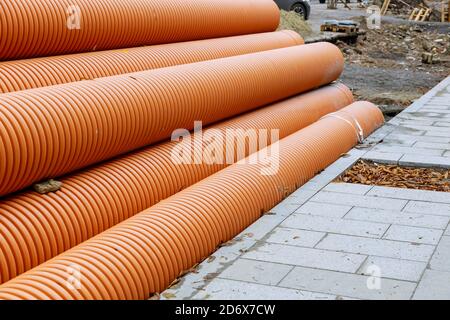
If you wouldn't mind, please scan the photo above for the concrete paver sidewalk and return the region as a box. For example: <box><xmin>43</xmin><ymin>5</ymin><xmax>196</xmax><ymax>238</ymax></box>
<box><xmin>164</xmin><ymin>76</ymin><xmax>450</xmax><ymax>300</ymax></box>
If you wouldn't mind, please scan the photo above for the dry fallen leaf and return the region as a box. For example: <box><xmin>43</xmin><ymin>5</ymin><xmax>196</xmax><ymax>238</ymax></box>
<box><xmin>162</xmin><ymin>292</ymin><xmax>176</xmax><ymax>299</ymax></box>
<box><xmin>336</xmin><ymin>160</ymin><xmax>450</xmax><ymax>193</ymax></box>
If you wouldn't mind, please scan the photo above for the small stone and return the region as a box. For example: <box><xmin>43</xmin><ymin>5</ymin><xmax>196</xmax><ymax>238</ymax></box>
<box><xmin>33</xmin><ymin>179</ymin><xmax>63</xmax><ymax>194</ymax></box>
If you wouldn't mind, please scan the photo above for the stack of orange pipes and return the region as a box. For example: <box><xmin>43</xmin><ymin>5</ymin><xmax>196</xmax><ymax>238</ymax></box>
<box><xmin>0</xmin><ymin>0</ymin><xmax>384</xmax><ymax>299</ymax></box>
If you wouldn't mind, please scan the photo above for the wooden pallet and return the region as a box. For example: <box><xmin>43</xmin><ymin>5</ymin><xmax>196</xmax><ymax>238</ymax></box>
<box><xmin>381</xmin><ymin>0</ymin><xmax>391</xmax><ymax>15</ymax></box>
<box><xmin>326</xmin><ymin>0</ymin><xmax>351</xmax><ymax>10</ymax></box>
<box><xmin>327</xmin><ymin>0</ymin><xmax>337</xmax><ymax>9</ymax></box>
<box><xmin>442</xmin><ymin>1</ymin><xmax>450</xmax><ymax>22</ymax></box>
<box><xmin>320</xmin><ymin>24</ymin><xmax>359</xmax><ymax>34</ymax></box>
<box><xmin>338</xmin><ymin>0</ymin><xmax>351</xmax><ymax>10</ymax></box>
<box><xmin>409</xmin><ymin>7</ymin><xmax>431</xmax><ymax>21</ymax></box>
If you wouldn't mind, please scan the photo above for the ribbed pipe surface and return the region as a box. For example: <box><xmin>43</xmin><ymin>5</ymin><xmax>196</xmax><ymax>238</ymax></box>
<box><xmin>0</xmin><ymin>43</ymin><xmax>344</xmax><ymax>197</ymax></box>
<box><xmin>0</xmin><ymin>84</ymin><xmax>353</xmax><ymax>285</ymax></box>
<box><xmin>0</xmin><ymin>0</ymin><xmax>280</xmax><ymax>61</ymax></box>
<box><xmin>0</xmin><ymin>102</ymin><xmax>384</xmax><ymax>300</ymax></box>
<box><xmin>0</xmin><ymin>31</ymin><xmax>303</xmax><ymax>94</ymax></box>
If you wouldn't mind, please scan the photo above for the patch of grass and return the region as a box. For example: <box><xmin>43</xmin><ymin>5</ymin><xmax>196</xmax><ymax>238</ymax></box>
<box><xmin>277</xmin><ymin>10</ymin><xmax>313</xmax><ymax>37</ymax></box>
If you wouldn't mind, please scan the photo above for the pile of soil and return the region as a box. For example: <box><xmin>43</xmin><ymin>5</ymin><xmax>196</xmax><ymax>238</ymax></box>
<box><xmin>338</xmin><ymin>23</ymin><xmax>449</xmax><ymax>73</ymax></box>
<box><xmin>337</xmin><ymin>20</ymin><xmax>449</xmax><ymax>114</ymax></box>
<box><xmin>337</xmin><ymin>160</ymin><xmax>450</xmax><ymax>192</ymax></box>
<box><xmin>376</xmin><ymin>0</ymin><xmax>445</xmax><ymax>21</ymax></box>
<box><xmin>380</xmin><ymin>0</ymin><xmax>422</xmax><ymax>16</ymax></box>
<box><xmin>277</xmin><ymin>10</ymin><xmax>313</xmax><ymax>37</ymax></box>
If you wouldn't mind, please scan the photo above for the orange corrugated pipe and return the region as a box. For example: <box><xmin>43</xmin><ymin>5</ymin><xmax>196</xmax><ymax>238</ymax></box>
<box><xmin>0</xmin><ymin>31</ymin><xmax>303</xmax><ymax>94</ymax></box>
<box><xmin>0</xmin><ymin>43</ymin><xmax>344</xmax><ymax>197</ymax></box>
<box><xmin>0</xmin><ymin>101</ymin><xmax>384</xmax><ymax>300</ymax></box>
<box><xmin>0</xmin><ymin>0</ymin><xmax>280</xmax><ymax>61</ymax></box>
<box><xmin>0</xmin><ymin>84</ymin><xmax>353</xmax><ymax>285</ymax></box>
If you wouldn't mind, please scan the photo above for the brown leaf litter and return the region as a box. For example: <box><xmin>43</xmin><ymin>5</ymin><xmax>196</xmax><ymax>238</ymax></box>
<box><xmin>336</xmin><ymin>160</ymin><xmax>450</xmax><ymax>192</ymax></box>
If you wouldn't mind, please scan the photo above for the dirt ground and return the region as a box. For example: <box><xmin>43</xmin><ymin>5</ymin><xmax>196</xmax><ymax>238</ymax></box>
<box><xmin>338</xmin><ymin>19</ymin><xmax>450</xmax><ymax>115</ymax></box>
<box><xmin>281</xmin><ymin>1</ymin><xmax>450</xmax><ymax>116</ymax></box>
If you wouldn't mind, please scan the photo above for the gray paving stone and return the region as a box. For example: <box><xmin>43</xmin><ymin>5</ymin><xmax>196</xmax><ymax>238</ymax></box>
<box><xmin>424</xmin><ymin>101</ymin><xmax>450</xmax><ymax>107</ymax></box>
<box><xmin>430</xmin><ymin>106</ymin><xmax>450</xmax><ymax>110</ymax></box>
<box><xmin>162</xmin><ymin>236</ymin><xmax>257</xmax><ymax>299</ymax></box>
<box><xmin>426</xmin><ymin>99</ymin><xmax>450</xmax><ymax>103</ymax></box>
<box><xmin>362</xmin><ymin>151</ymin><xmax>402</xmax><ymax>164</ymax></box>
<box><xmin>403</xmin><ymin>125</ymin><xmax>450</xmax><ymax>132</ymax></box>
<box><xmin>400</xmin><ymin>114</ymin><xmax>444</xmax><ymax>120</ymax></box>
<box><xmin>383</xmin><ymin>225</ymin><xmax>443</xmax><ymax>245</ymax></box>
<box><xmin>279</xmin><ymin>267</ymin><xmax>416</xmax><ymax>300</ymax></box>
<box><xmin>358</xmin><ymin>256</ymin><xmax>426</xmax><ymax>282</ymax></box>
<box><xmin>268</xmin><ymin>202</ymin><xmax>301</xmax><ymax>216</ymax></box>
<box><xmin>403</xmin><ymin>201</ymin><xmax>450</xmax><ymax>217</ymax></box>
<box><xmin>429</xmin><ymin>236</ymin><xmax>450</xmax><ymax>272</ymax></box>
<box><xmin>367</xmin><ymin>186</ymin><xmax>450</xmax><ymax>204</ymax></box>
<box><xmin>413</xmin><ymin>112</ymin><xmax>441</xmax><ymax>117</ymax></box>
<box><xmin>219</xmin><ymin>259</ymin><xmax>293</xmax><ymax>286</ymax></box>
<box><xmin>429</xmin><ymin>95</ymin><xmax>450</xmax><ymax>99</ymax></box>
<box><xmin>345</xmin><ymin>207</ymin><xmax>450</xmax><ymax>229</ymax></box>
<box><xmin>299</xmin><ymin>181</ymin><xmax>327</xmax><ymax>192</ymax></box>
<box><xmin>316</xmin><ymin>234</ymin><xmax>435</xmax><ymax>262</ymax></box>
<box><xmin>320</xmin><ymin>156</ymin><xmax>360</xmax><ymax>175</ymax></box>
<box><xmin>243</xmin><ymin>243</ymin><xmax>366</xmax><ymax>273</ymax></box>
<box><xmin>399</xmin><ymin>154</ymin><xmax>450</xmax><ymax>168</ymax></box>
<box><xmin>311</xmin><ymin>191</ymin><xmax>407</xmax><ymax>211</ymax></box>
<box><xmin>323</xmin><ymin>183</ymin><xmax>372</xmax><ymax>195</ymax></box>
<box><xmin>348</xmin><ymin>148</ymin><xmax>371</xmax><ymax>157</ymax></box>
<box><xmin>421</xmin><ymin>109</ymin><xmax>450</xmax><ymax>115</ymax></box>
<box><xmin>433</xmin><ymin>122</ymin><xmax>450</xmax><ymax>128</ymax></box>
<box><xmin>265</xmin><ymin>227</ymin><xmax>325</xmax><ymax>247</ymax></box>
<box><xmin>281</xmin><ymin>214</ymin><xmax>389</xmax><ymax>238</ymax></box>
<box><xmin>419</xmin><ymin>132</ymin><xmax>450</xmax><ymax>141</ymax></box>
<box><xmin>424</xmin><ymin>130</ymin><xmax>450</xmax><ymax>138</ymax></box>
<box><xmin>373</xmin><ymin>145</ymin><xmax>444</xmax><ymax>156</ymax></box>
<box><xmin>429</xmin><ymin>96</ymin><xmax>450</xmax><ymax>101</ymax></box>
<box><xmin>400</xmin><ymin>113</ymin><xmax>441</xmax><ymax>120</ymax></box>
<box><xmin>396</xmin><ymin>120</ymin><xmax>436</xmax><ymax>126</ymax></box>
<box><xmin>413</xmin><ymin>270</ymin><xmax>450</xmax><ymax>300</ymax></box>
<box><xmin>396</xmin><ymin>119</ymin><xmax>437</xmax><ymax>126</ymax></box>
<box><xmin>421</xmin><ymin>104</ymin><xmax>450</xmax><ymax>110</ymax></box>
<box><xmin>238</xmin><ymin>214</ymin><xmax>285</xmax><ymax>241</ymax></box>
<box><xmin>445</xmin><ymin>225</ymin><xmax>450</xmax><ymax>236</ymax></box>
<box><xmin>415</xmin><ymin>141</ymin><xmax>450</xmax><ymax>150</ymax></box>
<box><xmin>277</xmin><ymin>195</ymin><xmax>303</xmax><ymax>205</ymax></box>
<box><xmin>288</xmin><ymin>189</ymin><xmax>317</xmax><ymax>203</ymax></box>
<box><xmin>390</xmin><ymin>127</ymin><xmax>425</xmax><ymax>136</ymax></box>
<box><xmin>382</xmin><ymin>137</ymin><xmax>416</xmax><ymax>147</ymax></box>
<box><xmin>366</xmin><ymin>125</ymin><xmax>395</xmax><ymax>139</ymax></box>
<box><xmin>308</xmin><ymin>172</ymin><xmax>340</xmax><ymax>186</ymax></box>
<box><xmin>193</xmin><ymin>278</ymin><xmax>336</xmax><ymax>300</ymax></box>
<box><xmin>272</xmin><ymin>192</ymin><xmax>317</xmax><ymax>208</ymax></box>
<box><xmin>423</xmin><ymin>110</ymin><xmax>450</xmax><ymax>115</ymax></box>
<box><xmin>296</xmin><ymin>201</ymin><xmax>352</xmax><ymax>218</ymax></box>
<box><xmin>386</xmin><ymin>133</ymin><xmax>450</xmax><ymax>144</ymax></box>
